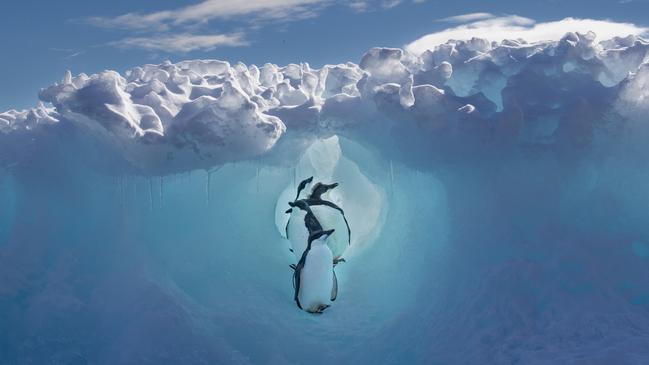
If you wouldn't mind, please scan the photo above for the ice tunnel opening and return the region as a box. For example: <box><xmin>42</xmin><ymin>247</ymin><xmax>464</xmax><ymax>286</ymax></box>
<box><xmin>270</xmin><ymin>134</ymin><xmax>451</xmax><ymax>318</ymax></box>
<box><xmin>274</xmin><ymin>135</ymin><xmax>387</xmax><ymax>258</ymax></box>
<box><xmin>160</xmin><ymin>136</ymin><xmax>451</xmax><ymax>363</ymax></box>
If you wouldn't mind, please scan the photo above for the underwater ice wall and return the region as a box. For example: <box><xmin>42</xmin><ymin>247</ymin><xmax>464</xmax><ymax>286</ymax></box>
<box><xmin>2</xmin><ymin>32</ymin><xmax>649</xmax><ymax>363</ymax></box>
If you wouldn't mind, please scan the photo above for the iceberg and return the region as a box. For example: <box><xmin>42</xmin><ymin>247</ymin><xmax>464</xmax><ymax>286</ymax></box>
<box><xmin>1</xmin><ymin>33</ymin><xmax>649</xmax><ymax>363</ymax></box>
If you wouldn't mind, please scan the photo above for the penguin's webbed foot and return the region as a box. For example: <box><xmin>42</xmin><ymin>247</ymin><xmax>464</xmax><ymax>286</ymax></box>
<box><xmin>306</xmin><ymin>304</ymin><xmax>330</xmax><ymax>314</ymax></box>
<box><xmin>289</xmin><ymin>264</ymin><xmax>297</xmax><ymax>270</ymax></box>
<box><xmin>317</xmin><ymin>304</ymin><xmax>330</xmax><ymax>313</ymax></box>
<box><xmin>333</xmin><ymin>257</ymin><xmax>346</xmax><ymax>266</ymax></box>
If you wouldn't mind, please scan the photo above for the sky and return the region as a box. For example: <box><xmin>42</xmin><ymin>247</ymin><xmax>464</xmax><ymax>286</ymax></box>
<box><xmin>1</xmin><ymin>0</ymin><xmax>649</xmax><ymax>111</ymax></box>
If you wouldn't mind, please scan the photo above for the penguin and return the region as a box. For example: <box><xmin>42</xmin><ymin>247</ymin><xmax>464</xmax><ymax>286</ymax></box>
<box><xmin>304</xmin><ymin>198</ymin><xmax>351</xmax><ymax>263</ymax></box>
<box><xmin>285</xmin><ymin>177</ymin><xmax>314</xmax><ymax>217</ymax></box>
<box><xmin>285</xmin><ymin>178</ymin><xmax>351</xmax><ymax>261</ymax></box>
<box><xmin>284</xmin><ymin>176</ymin><xmax>315</xmax><ymax>244</ymax></box>
<box><xmin>293</xmin><ymin>229</ymin><xmax>338</xmax><ymax>313</ymax></box>
<box><xmin>285</xmin><ymin>199</ymin><xmax>322</xmax><ymax>261</ymax></box>
<box><xmin>285</xmin><ymin>180</ymin><xmax>351</xmax><ymax>261</ymax></box>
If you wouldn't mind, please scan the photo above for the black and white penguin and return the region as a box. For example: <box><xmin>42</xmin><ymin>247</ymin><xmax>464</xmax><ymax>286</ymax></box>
<box><xmin>293</xmin><ymin>229</ymin><xmax>338</xmax><ymax>313</ymax></box>
<box><xmin>286</xmin><ymin>199</ymin><xmax>322</xmax><ymax>260</ymax></box>
<box><xmin>285</xmin><ymin>177</ymin><xmax>351</xmax><ymax>261</ymax></box>
<box><xmin>304</xmin><ymin>197</ymin><xmax>350</xmax><ymax>263</ymax></box>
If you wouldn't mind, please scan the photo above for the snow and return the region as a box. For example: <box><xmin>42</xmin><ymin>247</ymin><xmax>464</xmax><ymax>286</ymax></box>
<box><xmin>1</xmin><ymin>33</ymin><xmax>647</xmax><ymax>175</ymax></box>
<box><xmin>2</xmin><ymin>32</ymin><xmax>649</xmax><ymax>364</ymax></box>
<box><xmin>406</xmin><ymin>15</ymin><xmax>649</xmax><ymax>54</ymax></box>
<box><xmin>1</xmin><ymin>33</ymin><xmax>648</xmax><ymax>174</ymax></box>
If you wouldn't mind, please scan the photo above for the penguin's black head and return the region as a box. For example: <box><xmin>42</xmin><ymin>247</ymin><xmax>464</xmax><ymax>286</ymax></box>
<box><xmin>294</xmin><ymin>176</ymin><xmax>314</xmax><ymax>200</ymax></box>
<box><xmin>299</xmin><ymin>176</ymin><xmax>314</xmax><ymax>187</ymax></box>
<box><xmin>310</xmin><ymin>182</ymin><xmax>339</xmax><ymax>200</ymax></box>
<box><xmin>290</xmin><ymin>200</ymin><xmax>309</xmax><ymax>211</ymax></box>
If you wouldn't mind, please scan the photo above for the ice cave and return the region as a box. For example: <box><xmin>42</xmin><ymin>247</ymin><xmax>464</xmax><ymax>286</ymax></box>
<box><xmin>2</xmin><ymin>32</ymin><xmax>649</xmax><ymax>364</ymax></box>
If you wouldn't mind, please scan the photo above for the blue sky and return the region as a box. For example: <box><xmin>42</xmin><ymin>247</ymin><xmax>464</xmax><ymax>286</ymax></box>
<box><xmin>1</xmin><ymin>0</ymin><xmax>648</xmax><ymax>111</ymax></box>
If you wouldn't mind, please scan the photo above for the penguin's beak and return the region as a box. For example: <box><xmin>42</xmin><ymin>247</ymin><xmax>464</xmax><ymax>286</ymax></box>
<box><xmin>330</xmin><ymin>183</ymin><xmax>339</xmax><ymax>189</ymax></box>
<box><xmin>323</xmin><ymin>229</ymin><xmax>335</xmax><ymax>237</ymax></box>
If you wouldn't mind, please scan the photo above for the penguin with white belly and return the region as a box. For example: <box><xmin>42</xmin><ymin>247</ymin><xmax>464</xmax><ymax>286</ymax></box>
<box><xmin>283</xmin><ymin>176</ymin><xmax>315</xmax><ymax>252</ymax></box>
<box><xmin>285</xmin><ymin>177</ymin><xmax>351</xmax><ymax>262</ymax></box>
<box><xmin>292</xmin><ymin>229</ymin><xmax>338</xmax><ymax>313</ymax></box>
<box><xmin>303</xmin><ymin>192</ymin><xmax>351</xmax><ymax>264</ymax></box>
<box><xmin>286</xmin><ymin>199</ymin><xmax>321</xmax><ymax>259</ymax></box>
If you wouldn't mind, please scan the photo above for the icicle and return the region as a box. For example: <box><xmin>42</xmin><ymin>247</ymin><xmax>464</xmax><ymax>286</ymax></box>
<box><xmin>389</xmin><ymin>159</ymin><xmax>394</xmax><ymax>196</ymax></box>
<box><xmin>120</xmin><ymin>175</ymin><xmax>126</xmax><ymax>207</ymax></box>
<box><xmin>117</xmin><ymin>176</ymin><xmax>121</xmax><ymax>206</ymax></box>
<box><xmin>159</xmin><ymin>176</ymin><xmax>164</xmax><ymax>208</ymax></box>
<box><xmin>256</xmin><ymin>163</ymin><xmax>260</xmax><ymax>193</ymax></box>
<box><xmin>115</xmin><ymin>176</ymin><xmax>120</xmax><ymax>204</ymax></box>
<box><xmin>148</xmin><ymin>178</ymin><xmax>154</xmax><ymax>211</ymax></box>
<box><xmin>206</xmin><ymin>170</ymin><xmax>211</xmax><ymax>205</ymax></box>
<box><xmin>205</xmin><ymin>166</ymin><xmax>221</xmax><ymax>204</ymax></box>
<box><xmin>133</xmin><ymin>175</ymin><xmax>138</xmax><ymax>206</ymax></box>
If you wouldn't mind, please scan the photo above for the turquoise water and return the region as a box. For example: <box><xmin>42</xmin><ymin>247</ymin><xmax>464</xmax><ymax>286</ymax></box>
<box><xmin>1</xmin><ymin>134</ymin><xmax>649</xmax><ymax>364</ymax></box>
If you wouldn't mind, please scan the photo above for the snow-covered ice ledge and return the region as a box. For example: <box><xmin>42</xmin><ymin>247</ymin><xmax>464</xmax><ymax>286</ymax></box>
<box><xmin>2</xmin><ymin>32</ymin><xmax>649</xmax><ymax>174</ymax></box>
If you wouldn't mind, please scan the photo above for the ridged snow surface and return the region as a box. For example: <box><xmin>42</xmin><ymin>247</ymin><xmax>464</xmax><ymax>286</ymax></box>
<box><xmin>2</xmin><ymin>32</ymin><xmax>649</xmax><ymax>173</ymax></box>
<box><xmin>2</xmin><ymin>33</ymin><xmax>649</xmax><ymax>364</ymax></box>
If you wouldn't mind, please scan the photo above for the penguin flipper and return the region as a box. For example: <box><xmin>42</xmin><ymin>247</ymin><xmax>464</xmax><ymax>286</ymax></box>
<box><xmin>292</xmin><ymin>268</ymin><xmax>297</xmax><ymax>290</ymax></box>
<box><xmin>285</xmin><ymin>219</ymin><xmax>290</xmax><ymax>240</ymax></box>
<box><xmin>330</xmin><ymin>270</ymin><xmax>338</xmax><ymax>301</ymax></box>
<box><xmin>293</xmin><ymin>252</ymin><xmax>308</xmax><ymax>310</ymax></box>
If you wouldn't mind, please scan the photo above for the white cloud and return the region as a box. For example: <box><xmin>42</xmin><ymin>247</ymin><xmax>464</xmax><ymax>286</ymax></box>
<box><xmin>381</xmin><ymin>0</ymin><xmax>403</xmax><ymax>9</ymax></box>
<box><xmin>347</xmin><ymin>1</ymin><xmax>370</xmax><ymax>12</ymax></box>
<box><xmin>87</xmin><ymin>0</ymin><xmax>330</xmax><ymax>30</ymax></box>
<box><xmin>346</xmin><ymin>0</ymin><xmax>413</xmax><ymax>13</ymax></box>
<box><xmin>437</xmin><ymin>12</ymin><xmax>495</xmax><ymax>23</ymax></box>
<box><xmin>109</xmin><ymin>33</ymin><xmax>246</xmax><ymax>53</ymax></box>
<box><xmin>87</xmin><ymin>0</ymin><xmax>330</xmax><ymax>52</ymax></box>
<box><xmin>406</xmin><ymin>14</ymin><xmax>649</xmax><ymax>54</ymax></box>
<box><xmin>87</xmin><ymin>0</ymin><xmax>415</xmax><ymax>52</ymax></box>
